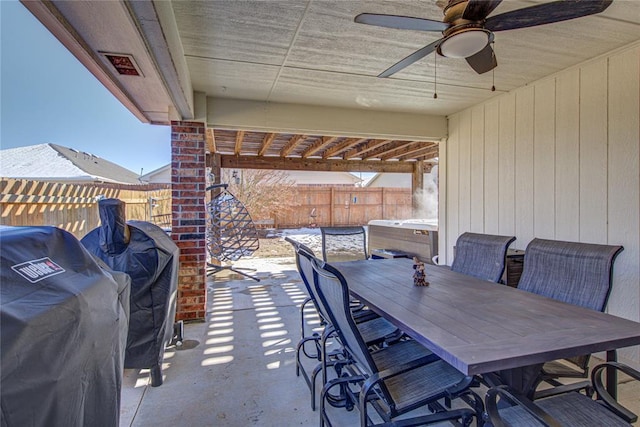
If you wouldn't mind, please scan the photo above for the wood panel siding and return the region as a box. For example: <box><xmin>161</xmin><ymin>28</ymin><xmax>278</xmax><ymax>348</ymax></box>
<box><xmin>484</xmin><ymin>100</ymin><xmax>500</xmax><ymax>235</ymax></box>
<box><xmin>555</xmin><ymin>70</ymin><xmax>580</xmax><ymax>242</ymax></box>
<box><xmin>606</xmin><ymin>47</ymin><xmax>640</xmax><ymax>364</ymax></box>
<box><xmin>441</xmin><ymin>42</ymin><xmax>640</xmax><ymax>365</ymax></box>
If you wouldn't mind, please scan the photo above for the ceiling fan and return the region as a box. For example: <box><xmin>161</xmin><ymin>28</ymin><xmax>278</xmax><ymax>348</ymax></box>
<box><xmin>355</xmin><ymin>0</ymin><xmax>613</xmax><ymax>77</ymax></box>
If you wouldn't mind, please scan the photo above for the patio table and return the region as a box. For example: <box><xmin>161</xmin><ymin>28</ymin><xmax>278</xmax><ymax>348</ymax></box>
<box><xmin>333</xmin><ymin>257</ymin><xmax>640</xmax><ymax>397</ymax></box>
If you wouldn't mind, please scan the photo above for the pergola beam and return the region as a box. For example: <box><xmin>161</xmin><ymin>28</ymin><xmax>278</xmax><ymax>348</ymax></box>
<box><xmin>379</xmin><ymin>142</ymin><xmax>437</xmax><ymax>160</ymax></box>
<box><xmin>404</xmin><ymin>147</ymin><xmax>439</xmax><ymax>162</ymax></box>
<box><xmin>258</xmin><ymin>132</ymin><xmax>276</xmax><ymax>156</ymax></box>
<box><xmin>363</xmin><ymin>141</ymin><xmax>417</xmax><ymax>160</ymax></box>
<box><xmin>234</xmin><ymin>130</ymin><xmax>245</xmax><ymax>155</ymax></box>
<box><xmin>343</xmin><ymin>139</ymin><xmax>392</xmax><ymax>159</ymax></box>
<box><xmin>207</xmin><ymin>128</ymin><xmax>216</xmax><ymax>154</ymax></box>
<box><xmin>302</xmin><ymin>136</ymin><xmax>339</xmax><ymax>158</ymax></box>
<box><xmin>323</xmin><ymin>138</ymin><xmax>367</xmax><ymax>159</ymax></box>
<box><xmin>220</xmin><ymin>155</ymin><xmax>417</xmax><ymax>173</ymax></box>
<box><xmin>280</xmin><ymin>134</ymin><xmax>307</xmax><ymax>157</ymax></box>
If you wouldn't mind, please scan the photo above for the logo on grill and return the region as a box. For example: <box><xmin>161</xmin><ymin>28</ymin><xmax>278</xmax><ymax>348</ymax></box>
<box><xmin>11</xmin><ymin>257</ymin><xmax>66</xmax><ymax>283</ymax></box>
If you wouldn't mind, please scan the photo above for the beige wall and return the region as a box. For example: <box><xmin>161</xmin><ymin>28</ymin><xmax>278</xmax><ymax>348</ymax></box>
<box><xmin>439</xmin><ymin>42</ymin><xmax>640</xmax><ymax>365</ymax></box>
<box><xmin>208</xmin><ymin>98</ymin><xmax>448</xmax><ymax>140</ymax></box>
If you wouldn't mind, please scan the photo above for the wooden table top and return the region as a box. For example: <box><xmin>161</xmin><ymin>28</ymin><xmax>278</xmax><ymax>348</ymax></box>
<box><xmin>333</xmin><ymin>257</ymin><xmax>640</xmax><ymax>376</ymax></box>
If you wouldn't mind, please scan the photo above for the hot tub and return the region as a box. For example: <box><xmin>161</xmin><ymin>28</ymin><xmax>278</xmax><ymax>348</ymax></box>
<box><xmin>367</xmin><ymin>219</ymin><xmax>438</xmax><ymax>263</ymax></box>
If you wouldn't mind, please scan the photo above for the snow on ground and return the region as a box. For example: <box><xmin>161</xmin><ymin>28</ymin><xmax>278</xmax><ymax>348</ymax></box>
<box><xmin>267</xmin><ymin>227</ymin><xmax>322</xmax><ymax>254</ymax></box>
<box><xmin>267</xmin><ymin>227</ymin><xmax>367</xmax><ymax>257</ymax></box>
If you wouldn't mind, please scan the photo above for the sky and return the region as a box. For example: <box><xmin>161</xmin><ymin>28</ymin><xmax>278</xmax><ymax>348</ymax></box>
<box><xmin>0</xmin><ymin>1</ymin><xmax>171</xmax><ymax>176</ymax></box>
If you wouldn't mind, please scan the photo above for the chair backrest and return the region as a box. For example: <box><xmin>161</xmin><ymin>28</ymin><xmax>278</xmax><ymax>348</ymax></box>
<box><xmin>451</xmin><ymin>232</ymin><xmax>516</xmax><ymax>282</ymax></box>
<box><xmin>520</xmin><ymin>239</ymin><xmax>624</xmax><ymax>373</ymax></box>
<box><xmin>320</xmin><ymin>226</ymin><xmax>368</xmax><ymax>262</ymax></box>
<box><xmin>285</xmin><ymin>237</ymin><xmax>327</xmax><ymax>319</ymax></box>
<box><xmin>310</xmin><ymin>258</ymin><xmax>379</xmax><ymax>379</ymax></box>
<box><xmin>518</xmin><ymin>238</ymin><xmax>624</xmax><ymax>312</ymax></box>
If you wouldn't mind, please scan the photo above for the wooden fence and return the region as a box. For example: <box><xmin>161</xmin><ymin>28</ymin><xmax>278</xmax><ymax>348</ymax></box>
<box><xmin>1</xmin><ymin>180</ymin><xmax>418</xmax><ymax>238</ymax></box>
<box><xmin>272</xmin><ymin>187</ymin><xmax>414</xmax><ymax>228</ymax></box>
<box><xmin>0</xmin><ymin>179</ymin><xmax>171</xmax><ymax>240</ymax></box>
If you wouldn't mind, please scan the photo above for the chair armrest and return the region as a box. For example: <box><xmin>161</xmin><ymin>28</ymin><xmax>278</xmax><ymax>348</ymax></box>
<box><xmin>533</xmin><ymin>380</ymin><xmax>592</xmax><ymax>400</ymax></box>
<box><xmin>592</xmin><ymin>362</ymin><xmax>640</xmax><ymax>423</ymax></box>
<box><xmin>301</xmin><ymin>296</ymin><xmax>313</xmax><ymax>309</ymax></box>
<box><xmin>485</xmin><ymin>385</ymin><xmax>561</xmax><ymax>427</ymax></box>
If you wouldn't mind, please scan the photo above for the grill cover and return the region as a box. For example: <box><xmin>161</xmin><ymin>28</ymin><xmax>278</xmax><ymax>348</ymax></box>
<box><xmin>81</xmin><ymin>199</ymin><xmax>179</xmax><ymax>385</ymax></box>
<box><xmin>0</xmin><ymin>225</ymin><xmax>130</xmax><ymax>427</ymax></box>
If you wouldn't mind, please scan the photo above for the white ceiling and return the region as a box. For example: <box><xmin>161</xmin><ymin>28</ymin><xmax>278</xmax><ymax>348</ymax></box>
<box><xmin>172</xmin><ymin>0</ymin><xmax>640</xmax><ymax>116</ymax></box>
<box><xmin>25</xmin><ymin>0</ymin><xmax>640</xmax><ymax>121</ymax></box>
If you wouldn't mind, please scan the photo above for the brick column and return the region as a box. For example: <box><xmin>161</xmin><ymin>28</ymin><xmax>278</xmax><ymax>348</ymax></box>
<box><xmin>171</xmin><ymin>121</ymin><xmax>207</xmax><ymax>321</ymax></box>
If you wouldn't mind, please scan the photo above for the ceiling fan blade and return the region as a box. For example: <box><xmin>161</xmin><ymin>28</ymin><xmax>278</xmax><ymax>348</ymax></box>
<box><xmin>485</xmin><ymin>0</ymin><xmax>613</xmax><ymax>32</ymax></box>
<box><xmin>355</xmin><ymin>13</ymin><xmax>448</xmax><ymax>32</ymax></box>
<box><xmin>378</xmin><ymin>39</ymin><xmax>442</xmax><ymax>78</ymax></box>
<box><xmin>466</xmin><ymin>43</ymin><xmax>497</xmax><ymax>74</ymax></box>
<box><xmin>463</xmin><ymin>0</ymin><xmax>503</xmax><ymax>21</ymax></box>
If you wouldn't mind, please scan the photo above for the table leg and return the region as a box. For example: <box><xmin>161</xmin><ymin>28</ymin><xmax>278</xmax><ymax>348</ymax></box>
<box><xmin>606</xmin><ymin>349</ymin><xmax>617</xmax><ymax>399</ymax></box>
<box><xmin>498</xmin><ymin>364</ymin><xmax>544</xmax><ymax>398</ymax></box>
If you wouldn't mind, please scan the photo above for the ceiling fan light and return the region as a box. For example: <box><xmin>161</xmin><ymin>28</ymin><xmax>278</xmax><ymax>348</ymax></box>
<box><xmin>439</xmin><ymin>31</ymin><xmax>489</xmax><ymax>58</ymax></box>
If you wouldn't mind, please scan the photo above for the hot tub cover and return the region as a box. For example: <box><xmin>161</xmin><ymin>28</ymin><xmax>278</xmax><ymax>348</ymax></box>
<box><xmin>0</xmin><ymin>225</ymin><xmax>130</xmax><ymax>427</ymax></box>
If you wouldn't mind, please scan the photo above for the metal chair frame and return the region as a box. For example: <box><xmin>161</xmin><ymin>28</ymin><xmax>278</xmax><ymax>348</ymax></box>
<box><xmin>486</xmin><ymin>362</ymin><xmax>639</xmax><ymax>426</ymax></box>
<box><xmin>311</xmin><ymin>258</ymin><xmax>482</xmax><ymax>427</ymax></box>
<box><xmin>516</xmin><ymin>238</ymin><xmax>624</xmax><ymax>398</ymax></box>
<box><xmin>287</xmin><ymin>237</ymin><xmax>399</xmax><ymax>411</ymax></box>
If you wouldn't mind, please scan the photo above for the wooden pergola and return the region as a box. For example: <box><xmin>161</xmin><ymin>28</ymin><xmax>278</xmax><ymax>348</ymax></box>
<box><xmin>206</xmin><ymin>128</ymin><xmax>438</xmax><ymax>210</ymax></box>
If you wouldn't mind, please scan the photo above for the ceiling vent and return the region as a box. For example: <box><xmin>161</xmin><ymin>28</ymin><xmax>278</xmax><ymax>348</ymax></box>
<box><xmin>101</xmin><ymin>52</ymin><xmax>143</xmax><ymax>76</ymax></box>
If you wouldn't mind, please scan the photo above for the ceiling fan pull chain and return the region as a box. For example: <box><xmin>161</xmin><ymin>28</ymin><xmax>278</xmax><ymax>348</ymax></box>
<box><xmin>433</xmin><ymin>53</ymin><xmax>438</xmax><ymax>99</ymax></box>
<box><xmin>491</xmin><ymin>43</ymin><xmax>496</xmax><ymax>92</ymax></box>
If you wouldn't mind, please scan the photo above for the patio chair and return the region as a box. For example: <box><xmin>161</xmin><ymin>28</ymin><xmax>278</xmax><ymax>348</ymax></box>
<box><xmin>451</xmin><ymin>232</ymin><xmax>516</xmax><ymax>283</ymax></box>
<box><xmin>485</xmin><ymin>362</ymin><xmax>640</xmax><ymax>427</ymax></box>
<box><xmin>206</xmin><ymin>183</ymin><xmax>261</xmax><ymax>281</ymax></box>
<box><xmin>287</xmin><ymin>238</ymin><xmax>402</xmax><ymax>410</ymax></box>
<box><xmin>286</xmin><ymin>237</ymin><xmax>378</xmax><ymax>343</ymax></box>
<box><xmin>515</xmin><ymin>238</ymin><xmax>624</xmax><ymax>397</ymax></box>
<box><xmin>311</xmin><ymin>258</ymin><xmax>483</xmax><ymax>427</ymax></box>
<box><xmin>320</xmin><ymin>226</ymin><xmax>368</xmax><ymax>262</ymax></box>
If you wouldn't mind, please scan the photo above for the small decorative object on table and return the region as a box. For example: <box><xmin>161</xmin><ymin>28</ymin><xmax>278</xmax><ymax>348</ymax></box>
<box><xmin>413</xmin><ymin>257</ymin><xmax>429</xmax><ymax>286</ymax></box>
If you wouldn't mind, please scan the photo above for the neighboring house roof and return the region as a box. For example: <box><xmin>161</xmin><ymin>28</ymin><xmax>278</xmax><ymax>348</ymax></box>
<box><xmin>139</xmin><ymin>164</ymin><xmax>171</xmax><ymax>184</ymax></box>
<box><xmin>365</xmin><ymin>166</ymin><xmax>439</xmax><ymax>188</ymax></box>
<box><xmin>0</xmin><ymin>143</ymin><xmax>141</xmax><ymax>184</ymax></box>
<box><xmin>284</xmin><ymin>170</ymin><xmax>361</xmax><ymax>186</ymax></box>
<box><xmin>138</xmin><ymin>165</ymin><xmax>362</xmax><ymax>186</ymax></box>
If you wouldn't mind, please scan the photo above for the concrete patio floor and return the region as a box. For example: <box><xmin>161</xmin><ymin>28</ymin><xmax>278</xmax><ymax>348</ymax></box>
<box><xmin>120</xmin><ymin>256</ymin><xmax>640</xmax><ymax>426</ymax></box>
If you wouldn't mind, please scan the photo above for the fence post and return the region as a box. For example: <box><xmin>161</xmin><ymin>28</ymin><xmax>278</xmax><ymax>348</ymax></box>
<box><xmin>330</xmin><ymin>187</ymin><xmax>335</xmax><ymax>226</ymax></box>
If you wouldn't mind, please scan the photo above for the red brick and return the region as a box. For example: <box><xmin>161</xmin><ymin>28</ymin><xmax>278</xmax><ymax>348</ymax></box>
<box><xmin>178</xmin><ymin>162</ymin><xmax>205</xmax><ymax>169</ymax></box>
<box><xmin>180</xmin><ymin>296</ymin><xmax>204</xmax><ymax>305</ymax></box>
<box><xmin>178</xmin><ymin>148</ymin><xmax>205</xmax><ymax>155</ymax></box>
<box><xmin>179</xmin><ymin>191</ymin><xmax>203</xmax><ymax>198</ymax></box>
<box><xmin>178</xmin><ymin>304</ymin><xmax>206</xmax><ymax>314</ymax></box>
<box><xmin>176</xmin><ymin>311</ymin><xmax>200</xmax><ymax>321</ymax></box>
<box><xmin>180</xmin><ymin>204</ymin><xmax>204</xmax><ymax>212</ymax></box>
<box><xmin>180</xmin><ymin>248</ymin><xmax>207</xmax><ymax>256</ymax></box>
<box><xmin>178</xmin><ymin>282</ymin><xmax>204</xmax><ymax>289</ymax></box>
<box><xmin>180</xmin><ymin>289</ymin><xmax>207</xmax><ymax>297</ymax></box>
